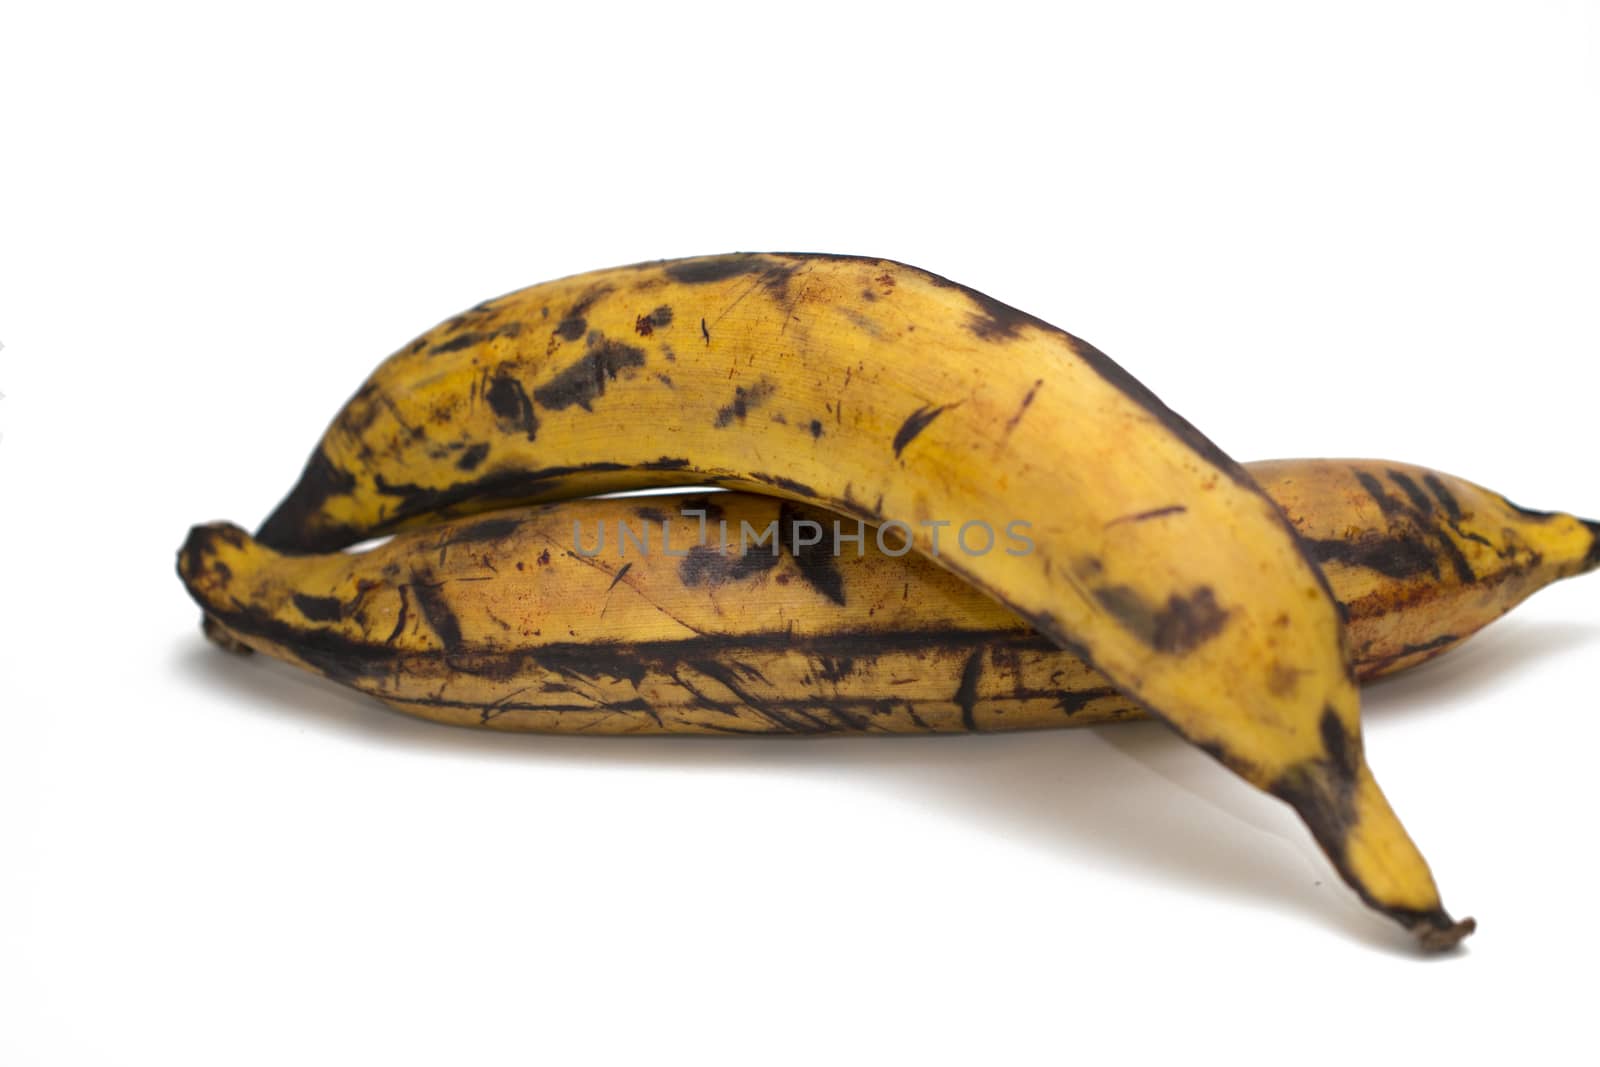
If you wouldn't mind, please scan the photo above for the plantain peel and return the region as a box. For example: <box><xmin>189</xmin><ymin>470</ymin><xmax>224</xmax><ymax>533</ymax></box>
<box><xmin>184</xmin><ymin>461</ymin><xmax>1599</xmax><ymax>738</ymax></box>
<box><xmin>237</xmin><ymin>254</ymin><xmax>1484</xmax><ymax>946</ymax></box>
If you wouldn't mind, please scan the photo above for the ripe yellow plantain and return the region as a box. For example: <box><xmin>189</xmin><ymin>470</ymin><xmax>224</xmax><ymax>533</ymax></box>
<box><xmin>184</xmin><ymin>460</ymin><xmax>1600</xmax><ymax>740</ymax></box>
<box><xmin>214</xmin><ymin>235</ymin><xmax>1583</xmax><ymax>949</ymax></box>
<box><xmin>243</xmin><ymin>255</ymin><xmax>1471</xmax><ymax>945</ymax></box>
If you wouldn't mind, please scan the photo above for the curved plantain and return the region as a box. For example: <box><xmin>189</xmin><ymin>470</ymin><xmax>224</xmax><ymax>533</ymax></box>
<box><xmin>247</xmin><ymin>255</ymin><xmax>1470</xmax><ymax>945</ymax></box>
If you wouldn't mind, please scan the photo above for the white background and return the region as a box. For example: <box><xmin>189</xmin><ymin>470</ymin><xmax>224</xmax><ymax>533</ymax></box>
<box><xmin>4</xmin><ymin>2</ymin><xmax>1598</xmax><ymax>1063</ymax></box>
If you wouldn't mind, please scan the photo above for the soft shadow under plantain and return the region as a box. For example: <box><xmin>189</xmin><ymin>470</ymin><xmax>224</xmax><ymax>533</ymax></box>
<box><xmin>173</xmin><ymin>617</ymin><xmax>1597</xmax><ymax>954</ymax></box>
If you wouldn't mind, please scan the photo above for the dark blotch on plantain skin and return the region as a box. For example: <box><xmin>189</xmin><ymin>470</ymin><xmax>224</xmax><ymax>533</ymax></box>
<box><xmin>486</xmin><ymin>374</ymin><xmax>539</xmax><ymax>440</ymax></box>
<box><xmin>778</xmin><ymin>501</ymin><xmax>848</xmax><ymax>605</ymax></box>
<box><xmin>533</xmin><ymin>334</ymin><xmax>646</xmax><ymax>412</ymax></box>
<box><xmin>429</xmin><ymin>322</ymin><xmax>522</xmax><ymax>356</ymax></box>
<box><xmin>1091</xmin><ymin>585</ymin><xmax>1228</xmax><ymax>656</ymax></box>
<box><xmin>665</xmin><ymin>255</ymin><xmax>769</xmax><ymax>285</ymax></box>
<box><xmin>713</xmin><ymin>381</ymin><xmax>775</xmax><ymax>428</ymax></box>
<box><xmin>635</xmin><ymin>306</ymin><xmax>674</xmax><ymax>336</ymax></box>
<box><xmin>1387</xmin><ymin>470</ymin><xmax>1435</xmax><ymax>515</ymax></box>
<box><xmin>456</xmin><ymin>443</ymin><xmax>490</xmax><ymax>472</ymax></box>
<box><xmin>663</xmin><ymin>254</ymin><xmax>798</xmax><ymax>299</ymax></box>
<box><xmin>955</xmin><ymin>647</ymin><xmax>985</xmax><ymax>730</ymax></box>
<box><xmin>1423</xmin><ymin>474</ymin><xmax>1465</xmax><ymax>520</ymax></box>
<box><xmin>1269</xmin><ymin>708</ymin><xmax>1359</xmax><ymax>866</ymax></box>
<box><xmin>678</xmin><ymin>543</ymin><xmax>781</xmax><ymax>588</ymax></box>
<box><xmin>443</xmin><ymin>516</ymin><xmax>524</xmax><ymax>545</ymax></box>
<box><xmin>1303</xmin><ymin>532</ymin><xmax>1439</xmax><ymax>580</ymax></box>
<box><xmin>292</xmin><ymin>593</ymin><xmax>343</xmax><ymax>622</ymax></box>
<box><xmin>408</xmin><ymin>577</ymin><xmax>464</xmax><ymax>650</ymax></box>
<box><xmin>554</xmin><ymin>316</ymin><xmax>586</xmax><ymax>342</ymax></box>
<box><xmin>891</xmin><ymin>404</ymin><xmax>947</xmax><ymax>457</ymax></box>
<box><xmin>1056</xmin><ymin>686</ymin><xmax>1122</xmax><ymax>717</ymax></box>
<box><xmin>1353</xmin><ymin>468</ymin><xmax>1475</xmax><ymax>583</ymax></box>
<box><xmin>257</xmin><ymin>449</ymin><xmax>357</xmax><ymax>553</ymax></box>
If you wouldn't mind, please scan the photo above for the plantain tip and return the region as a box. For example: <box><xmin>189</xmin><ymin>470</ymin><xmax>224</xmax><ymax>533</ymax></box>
<box><xmin>1409</xmin><ymin>912</ymin><xmax>1476</xmax><ymax>953</ymax></box>
<box><xmin>1581</xmin><ymin>519</ymin><xmax>1600</xmax><ymax>573</ymax></box>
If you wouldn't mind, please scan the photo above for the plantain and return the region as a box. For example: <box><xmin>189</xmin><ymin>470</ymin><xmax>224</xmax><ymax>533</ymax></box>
<box><xmin>183</xmin><ymin>459</ymin><xmax>1600</xmax><ymax>739</ymax></box>
<box><xmin>215</xmin><ymin>239</ymin><xmax>1591</xmax><ymax>943</ymax></box>
<box><xmin>241</xmin><ymin>255</ymin><xmax>1471</xmax><ymax>944</ymax></box>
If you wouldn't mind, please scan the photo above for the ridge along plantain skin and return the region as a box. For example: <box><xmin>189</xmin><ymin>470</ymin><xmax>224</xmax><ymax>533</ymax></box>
<box><xmin>185</xmin><ymin>461</ymin><xmax>1600</xmax><ymax>738</ymax></box>
<box><xmin>242</xmin><ymin>255</ymin><xmax>1473</xmax><ymax>947</ymax></box>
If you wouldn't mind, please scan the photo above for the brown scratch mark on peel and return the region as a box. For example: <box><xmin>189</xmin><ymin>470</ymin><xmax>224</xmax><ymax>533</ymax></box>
<box><xmin>701</xmin><ymin>318</ymin><xmax>711</xmax><ymax>345</ymax></box>
<box><xmin>778</xmin><ymin>274</ymin><xmax>814</xmax><ymax>336</ymax></box>
<box><xmin>1105</xmin><ymin>505</ymin><xmax>1188</xmax><ymax>528</ymax></box>
<box><xmin>606</xmin><ymin>561</ymin><xmax>633</xmax><ymax>593</ymax></box>
<box><xmin>892</xmin><ymin>403</ymin><xmax>952</xmax><ymax>457</ymax></box>
<box><xmin>542</xmin><ymin>531</ymin><xmax>707</xmax><ymax>637</ymax></box>
<box><xmin>1002</xmin><ymin>379</ymin><xmax>1043</xmax><ymax>437</ymax></box>
<box><xmin>385</xmin><ymin>586</ymin><xmax>411</xmax><ymax>644</ymax></box>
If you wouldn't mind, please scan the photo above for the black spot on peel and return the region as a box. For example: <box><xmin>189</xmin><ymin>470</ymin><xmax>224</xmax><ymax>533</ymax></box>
<box><xmin>445</xmin><ymin>516</ymin><xmax>523</xmax><ymax>545</ymax></box>
<box><xmin>635</xmin><ymin>506</ymin><xmax>669</xmax><ymax>524</ymax></box>
<box><xmin>486</xmin><ymin>374</ymin><xmax>538</xmax><ymax>440</ymax></box>
<box><xmin>955</xmin><ymin>648</ymin><xmax>984</xmax><ymax>731</ymax></box>
<box><xmin>1056</xmin><ymin>686</ymin><xmax>1121</xmax><ymax>717</ymax></box>
<box><xmin>552</xmin><ymin>285</ymin><xmax>613</xmax><ymax>345</ymax></box>
<box><xmin>1269</xmin><ymin>709</ymin><xmax>1359</xmax><ymax>860</ymax></box>
<box><xmin>455</xmin><ymin>443</ymin><xmax>490</xmax><ymax>472</ymax></box>
<box><xmin>1353</xmin><ymin>468</ymin><xmax>1476</xmax><ymax>583</ymax></box>
<box><xmin>409</xmin><ymin>578</ymin><xmax>463</xmax><ymax>651</ymax></box>
<box><xmin>1423</xmin><ymin>475</ymin><xmax>1464</xmax><ymax>521</ymax></box>
<box><xmin>815</xmin><ymin>657</ymin><xmax>855</xmax><ymax>684</ymax></box>
<box><xmin>700</xmin><ymin>318</ymin><xmax>711</xmax><ymax>345</ymax></box>
<box><xmin>256</xmin><ymin>449</ymin><xmax>357</xmax><ymax>553</ymax></box>
<box><xmin>891</xmin><ymin>404</ymin><xmax>946</xmax><ymax>457</ymax></box>
<box><xmin>678</xmin><ymin>544</ymin><xmax>781</xmax><ymax>588</ymax></box>
<box><xmin>635</xmin><ymin>306</ymin><xmax>673</xmax><ymax>336</ymax></box>
<box><xmin>666</xmin><ymin>255</ymin><xmax>767</xmax><ymax>285</ymax></box>
<box><xmin>292</xmin><ymin>593</ymin><xmax>342</xmax><ymax>622</ymax></box>
<box><xmin>664</xmin><ymin>254</ymin><xmax>798</xmax><ymax>299</ymax></box>
<box><xmin>1355</xmin><ymin>470</ymin><xmax>1406</xmax><ymax>518</ymax></box>
<box><xmin>779</xmin><ymin>500</ymin><xmax>847</xmax><ymax>605</ymax></box>
<box><xmin>533</xmin><ymin>334</ymin><xmax>646</xmax><ymax>412</ymax></box>
<box><xmin>809</xmin><ymin>419</ymin><xmax>823</xmax><ymax>439</ymax></box>
<box><xmin>1303</xmin><ymin>533</ymin><xmax>1439</xmax><ymax>580</ymax></box>
<box><xmin>1387</xmin><ymin>470</ymin><xmax>1434</xmax><ymax>515</ymax></box>
<box><xmin>965</xmin><ymin>292</ymin><xmax>1048</xmax><ymax>342</ymax></box>
<box><xmin>713</xmin><ymin>380</ymin><xmax>775</xmax><ymax>428</ymax></box>
<box><xmin>607</xmin><ymin>562</ymin><xmax>633</xmax><ymax>592</ymax></box>
<box><xmin>428</xmin><ymin>322</ymin><xmax>522</xmax><ymax>355</ymax></box>
<box><xmin>1092</xmin><ymin>585</ymin><xmax>1228</xmax><ymax>655</ymax></box>
<box><xmin>680</xmin><ymin>495</ymin><xmax>726</xmax><ymax>523</ymax></box>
